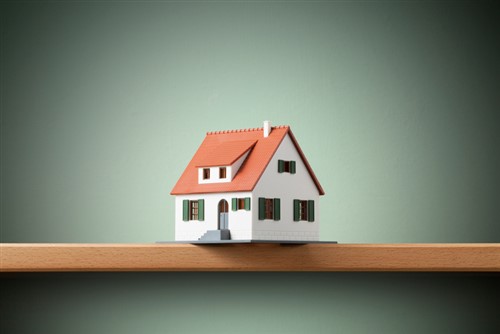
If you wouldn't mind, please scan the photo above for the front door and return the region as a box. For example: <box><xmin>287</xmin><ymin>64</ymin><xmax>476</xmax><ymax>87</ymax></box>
<box><xmin>218</xmin><ymin>200</ymin><xmax>229</xmax><ymax>230</ymax></box>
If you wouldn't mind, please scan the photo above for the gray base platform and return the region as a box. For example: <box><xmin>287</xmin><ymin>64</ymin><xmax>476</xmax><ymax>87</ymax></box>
<box><xmin>157</xmin><ymin>240</ymin><xmax>337</xmax><ymax>245</ymax></box>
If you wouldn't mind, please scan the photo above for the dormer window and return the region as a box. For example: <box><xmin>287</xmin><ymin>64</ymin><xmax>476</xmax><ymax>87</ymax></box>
<box><xmin>196</xmin><ymin>139</ymin><xmax>256</xmax><ymax>184</ymax></box>
<box><xmin>203</xmin><ymin>168</ymin><xmax>210</xmax><ymax>180</ymax></box>
<box><xmin>219</xmin><ymin>167</ymin><xmax>227</xmax><ymax>179</ymax></box>
<box><xmin>278</xmin><ymin>160</ymin><xmax>296</xmax><ymax>174</ymax></box>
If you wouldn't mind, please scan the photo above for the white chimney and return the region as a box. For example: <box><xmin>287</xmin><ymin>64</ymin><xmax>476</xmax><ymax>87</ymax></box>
<box><xmin>263</xmin><ymin>120</ymin><xmax>271</xmax><ymax>138</ymax></box>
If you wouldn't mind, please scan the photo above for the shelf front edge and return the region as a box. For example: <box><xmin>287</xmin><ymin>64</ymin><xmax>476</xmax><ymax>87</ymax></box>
<box><xmin>1</xmin><ymin>243</ymin><xmax>500</xmax><ymax>272</ymax></box>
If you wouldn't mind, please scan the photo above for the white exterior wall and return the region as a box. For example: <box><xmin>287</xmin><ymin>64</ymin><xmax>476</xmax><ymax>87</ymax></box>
<box><xmin>231</xmin><ymin>150</ymin><xmax>250</xmax><ymax>178</ymax></box>
<box><xmin>175</xmin><ymin>192</ymin><xmax>253</xmax><ymax>241</ymax></box>
<box><xmin>252</xmin><ymin>134</ymin><xmax>320</xmax><ymax>241</ymax></box>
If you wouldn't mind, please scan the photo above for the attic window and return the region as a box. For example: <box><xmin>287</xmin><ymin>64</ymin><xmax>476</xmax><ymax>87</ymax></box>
<box><xmin>203</xmin><ymin>168</ymin><xmax>210</xmax><ymax>180</ymax></box>
<box><xmin>219</xmin><ymin>167</ymin><xmax>227</xmax><ymax>179</ymax></box>
<box><xmin>284</xmin><ymin>161</ymin><xmax>291</xmax><ymax>173</ymax></box>
<box><xmin>278</xmin><ymin>160</ymin><xmax>296</xmax><ymax>174</ymax></box>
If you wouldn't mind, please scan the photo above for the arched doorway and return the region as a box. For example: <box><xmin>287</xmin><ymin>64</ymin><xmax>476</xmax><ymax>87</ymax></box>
<box><xmin>218</xmin><ymin>199</ymin><xmax>229</xmax><ymax>229</ymax></box>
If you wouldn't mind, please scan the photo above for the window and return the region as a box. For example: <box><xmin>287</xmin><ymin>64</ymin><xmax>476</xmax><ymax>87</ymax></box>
<box><xmin>293</xmin><ymin>200</ymin><xmax>314</xmax><ymax>222</ymax></box>
<box><xmin>231</xmin><ymin>197</ymin><xmax>250</xmax><ymax>211</ymax></box>
<box><xmin>219</xmin><ymin>167</ymin><xmax>227</xmax><ymax>179</ymax></box>
<box><xmin>258</xmin><ymin>197</ymin><xmax>280</xmax><ymax>220</ymax></box>
<box><xmin>265</xmin><ymin>199</ymin><xmax>274</xmax><ymax>219</ymax></box>
<box><xmin>284</xmin><ymin>161</ymin><xmax>291</xmax><ymax>173</ymax></box>
<box><xmin>300</xmin><ymin>201</ymin><xmax>307</xmax><ymax>220</ymax></box>
<box><xmin>182</xmin><ymin>199</ymin><xmax>205</xmax><ymax>221</ymax></box>
<box><xmin>190</xmin><ymin>201</ymin><xmax>199</xmax><ymax>220</ymax></box>
<box><xmin>278</xmin><ymin>160</ymin><xmax>296</xmax><ymax>174</ymax></box>
<box><xmin>203</xmin><ymin>168</ymin><xmax>210</xmax><ymax>180</ymax></box>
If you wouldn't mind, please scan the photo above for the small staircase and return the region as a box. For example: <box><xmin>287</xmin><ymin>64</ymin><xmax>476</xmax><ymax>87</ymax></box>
<box><xmin>199</xmin><ymin>229</ymin><xmax>231</xmax><ymax>241</ymax></box>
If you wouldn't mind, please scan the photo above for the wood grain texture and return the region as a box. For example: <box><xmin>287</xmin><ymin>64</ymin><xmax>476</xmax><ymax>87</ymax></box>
<box><xmin>1</xmin><ymin>243</ymin><xmax>499</xmax><ymax>272</ymax></box>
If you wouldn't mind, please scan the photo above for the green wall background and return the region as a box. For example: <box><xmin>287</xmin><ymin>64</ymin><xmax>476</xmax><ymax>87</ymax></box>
<box><xmin>2</xmin><ymin>273</ymin><xmax>500</xmax><ymax>333</ymax></box>
<box><xmin>2</xmin><ymin>1</ymin><xmax>499</xmax><ymax>243</ymax></box>
<box><xmin>1</xmin><ymin>1</ymin><xmax>499</xmax><ymax>333</ymax></box>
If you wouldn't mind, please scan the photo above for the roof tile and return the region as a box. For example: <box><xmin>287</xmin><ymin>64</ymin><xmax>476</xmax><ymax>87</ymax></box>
<box><xmin>195</xmin><ymin>140</ymin><xmax>257</xmax><ymax>167</ymax></box>
<box><xmin>171</xmin><ymin>126</ymin><xmax>324</xmax><ymax>195</ymax></box>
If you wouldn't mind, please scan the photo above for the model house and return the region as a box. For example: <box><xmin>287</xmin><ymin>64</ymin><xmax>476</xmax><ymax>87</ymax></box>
<box><xmin>171</xmin><ymin>121</ymin><xmax>325</xmax><ymax>242</ymax></box>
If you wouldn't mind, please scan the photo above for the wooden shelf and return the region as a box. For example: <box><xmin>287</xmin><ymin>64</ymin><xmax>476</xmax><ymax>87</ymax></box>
<box><xmin>1</xmin><ymin>243</ymin><xmax>499</xmax><ymax>272</ymax></box>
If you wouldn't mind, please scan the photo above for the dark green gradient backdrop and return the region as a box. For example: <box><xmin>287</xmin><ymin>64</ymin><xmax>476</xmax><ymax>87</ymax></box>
<box><xmin>1</xmin><ymin>2</ymin><xmax>499</xmax><ymax>334</ymax></box>
<box><xmin>2</xmin><ymin>1</ymin><xmax>500</xmax><ymax>244</ymax></box>
<box><xmin>2</xmin><ymin>273</ymin><xmax>500</xmax><ymax>334</ymax></box>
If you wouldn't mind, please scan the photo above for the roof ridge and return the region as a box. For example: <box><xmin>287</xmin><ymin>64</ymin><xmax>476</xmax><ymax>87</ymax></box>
<box><xmin>206</xmin><ymin>125</ymin><xmax>289</xmax><ymax>135</ymax></box>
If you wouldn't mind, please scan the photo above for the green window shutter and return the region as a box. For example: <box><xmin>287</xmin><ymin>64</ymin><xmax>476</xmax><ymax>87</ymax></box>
<box><xmin>232</xmin><ymin>198</ymin><xmax>237</xmax><ymax>211</ymax></box>
<box><xmin>290</xmin><ymin>161</ymin><xmax>296</xmax><ymax>174</ymax></box>
<box><xmin>293</xmin><ymin>200</ymin><xmax>300</xmax><ymax>221</ymax></box>
<box><xmin>307</xmin><ymin>200</ymin><xmax>315</xmax><ymax>222</ymax></box>
<box><xmin>198</xmin><ymin>199</ymin><xmax>205</xmax><ymax>221</ymax></box>
<box><xmin>258</xmin><ymin>198</ymin><xmax>265</xmax><ymax>220</ymax></box>
<box><xmin>273</xmin><ymin>198</ymin><xmax>280</xmax><ymax>221</ymax></box>
<box><xmin>244</xmin><ymin>197</ymin><xmax>251</xmax><ymax>211</ymax></box>
<box><xmin>278</xmin><ymin>160</ymin><xmax>284</xmax><ymax>173</ymax></box>
<box><xmin>182</xmin><ymin>200</ymin><xmax>189</xmax><ymax>221</ymax></box>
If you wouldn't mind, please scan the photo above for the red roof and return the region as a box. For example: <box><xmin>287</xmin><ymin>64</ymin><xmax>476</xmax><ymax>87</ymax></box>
<box><xmin>170</xmin><ymin>125</ymin><xmax>325</xmax><ymax>195</ymax></box>
<box><xmin>195</xmin><ymin>139</ymin><xmax>257</xmax><ymax>167</ymax></box>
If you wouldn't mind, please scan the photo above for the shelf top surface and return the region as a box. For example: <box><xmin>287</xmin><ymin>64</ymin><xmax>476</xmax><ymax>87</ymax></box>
<box><xmin>1</xmin><ymin>243</ymin><xmax>499</xmax><ymax>272</ymax></box>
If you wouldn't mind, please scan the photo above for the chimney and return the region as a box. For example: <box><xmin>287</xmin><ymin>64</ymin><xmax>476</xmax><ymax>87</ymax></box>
<box><xmin>263</xmin><ymin>120</ymin><xmax>271</xmax><ymax>138</ymax></box>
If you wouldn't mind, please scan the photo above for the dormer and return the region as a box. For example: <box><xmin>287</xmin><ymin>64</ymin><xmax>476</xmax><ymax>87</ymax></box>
<box><xmin>196</xmin><ymin>140</ymin><xmax>256</xmax><ymax>184</ymax></box>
